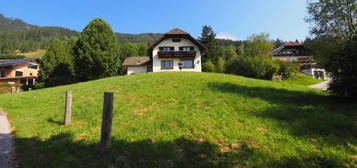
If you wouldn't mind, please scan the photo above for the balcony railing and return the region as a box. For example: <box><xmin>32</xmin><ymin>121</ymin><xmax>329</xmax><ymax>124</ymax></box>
<box><xmin>158</xmin><ymin>51</ymin><xmax>196</xmax><ymax>58</ymax></box>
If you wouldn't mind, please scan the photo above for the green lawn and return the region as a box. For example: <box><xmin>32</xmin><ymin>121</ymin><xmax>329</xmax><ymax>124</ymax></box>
<box><xmin>0</xmin><ymin>72</ymin><xmax>355</xmax><ymax>168</ymax></box>
<box><xmin>282</xmin><ymin>73</ymin><xmax>324</xmax><ymax>86</ymax></box>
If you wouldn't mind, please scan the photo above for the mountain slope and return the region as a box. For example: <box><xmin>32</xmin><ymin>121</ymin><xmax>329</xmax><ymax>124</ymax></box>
<box><xmin>0</xmin><ymin>14</ymin><xmax>37</xmax><ymax>31</ymax></box>
<box><xmin>0</xmin><ymin>72</ymin><xmax>355</xmax><ymax>167</ymax></box>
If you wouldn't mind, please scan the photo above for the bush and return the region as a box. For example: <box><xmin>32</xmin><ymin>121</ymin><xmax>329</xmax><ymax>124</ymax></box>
<box><xmin>275</xmin><ymin>60</ymin><xmax>299</xmax><ymax>79</ymax></box>
<box><xmin>202</xmin><ymin>60</ymin><xmax>216</xmax><ymax>72</ymax></box>
<box><xmin>227</xmin><ymin>56</ymin><xmax>278</xmax><ymax>80</ymax></box>
<box><xmin>326</xmin><ymin>39</ymin><xmax>357</xmax><ymax>97</ymax></box>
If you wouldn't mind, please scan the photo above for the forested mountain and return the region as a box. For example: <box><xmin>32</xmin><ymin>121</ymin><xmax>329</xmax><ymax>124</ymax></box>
<box><xmin>116</xmin><ymin>33</ymin><xmax>162</xmax><ymax>43</ymax></box>
<box><xmin>0</xmin><ymin>27</ymin><xmax>79</xmax><ymax>53</ymax></box>
<box><xmin>0</xmin><ymin>13</ymin><xmax>242</xmax><ymax>54</ymax></box>
<box><xmin>0</xmin><ymin>14</ymin><xmax>79</xmax><ymax>54</ymax></box>
<box><xmin>0</xmin><ymin>14</ymin><xmax>37</xmax><ymax>31</ymax></box>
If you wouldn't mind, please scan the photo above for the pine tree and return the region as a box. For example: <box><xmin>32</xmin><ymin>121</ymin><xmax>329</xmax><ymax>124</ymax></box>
<box><xmin>73</xmin><ymin>18</ymin><xmax>120</xmax><ymax>81</ymax></box>
<box><xmin>198</xmin><ymin>25</ymin><xmax>220</xmax><ymax>62</ymax></box>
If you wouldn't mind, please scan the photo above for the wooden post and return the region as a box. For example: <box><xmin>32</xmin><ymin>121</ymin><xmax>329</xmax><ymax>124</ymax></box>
<box><xmin>100</xmin><ymin>92</ymin><xmax>114</xmax><ymax>149</ymax></box>
<box><xmin>64</xmin><ymin>91</ymin><xmax>72</xmax><ymax>125</ymax></box>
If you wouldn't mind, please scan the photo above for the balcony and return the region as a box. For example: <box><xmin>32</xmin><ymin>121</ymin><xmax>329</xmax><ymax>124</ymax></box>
<box><xmin>158</xmin><ymin>51</ymin><xmax>196</xmax><ymax>59</ymax></box>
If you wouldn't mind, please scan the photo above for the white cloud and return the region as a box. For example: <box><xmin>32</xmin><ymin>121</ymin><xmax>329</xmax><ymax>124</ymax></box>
<box><xmin>216</xmin><ymin>32</ymin><xmax>239</xmax><ymax>41</ymax></box>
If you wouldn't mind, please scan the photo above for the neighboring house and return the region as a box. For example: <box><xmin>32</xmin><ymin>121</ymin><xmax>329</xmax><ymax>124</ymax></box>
<box><xmin>272</xmin><ymin>42</ymin><xmax>327</xmax><ymax>79</ymax></box>
<box><xmin>0</xmin><ymin>58</ymin><xmax>40</xmax><ymax>86</ymax></box>
<box><xmin>123</xmin><ymin>28</ymin><xmax>207</xmax><ymax>75</ymax></box>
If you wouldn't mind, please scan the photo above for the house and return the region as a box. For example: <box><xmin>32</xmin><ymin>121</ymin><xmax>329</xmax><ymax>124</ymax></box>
<box><xmin>123</xmin><ymin>28</ymin><xmax>207</xmax><ymax>75</ymax></box>
<box><xmin>0</xmin><ymin>58</ymin><xmax>40</xmax><ymax>86</ymax></box>
<box><xmin>272</xmin><ymin>42</ymin><xmax>327</xmax><ymax>79</ymax></box>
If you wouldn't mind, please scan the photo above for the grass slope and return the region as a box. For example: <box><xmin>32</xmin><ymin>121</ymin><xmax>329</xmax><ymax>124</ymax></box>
<box><xmin>16</xmin><ymin>49</ymin><xmax>46</xmax><ymax>58</ymax></box>
<box><xmin>0</xmin><ymin>72</ymin><xmax>356</xmax><ymax>168</ymax></box>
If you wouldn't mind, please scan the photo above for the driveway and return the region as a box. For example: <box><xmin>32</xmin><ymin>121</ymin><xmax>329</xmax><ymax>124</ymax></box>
<box><xmin>0</xmin><ymin>110</ymin><xmax>14</xmax><ymax>168</ymax></box>
<box><xmin>309</xmin><ymin>80</ymin><xmax>331</xmax><ymax>91</ymax></box>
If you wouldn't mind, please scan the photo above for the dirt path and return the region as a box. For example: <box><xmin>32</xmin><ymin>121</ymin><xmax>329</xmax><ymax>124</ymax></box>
<box><xmin>0</xmin><ymin>110</ymin><xmax>14</xmax><ymax>168</ymax></box>
<box><xmin>309</xmin><ymin>80</ymin><xmax>331</xmax><ymax>91</ymax></box>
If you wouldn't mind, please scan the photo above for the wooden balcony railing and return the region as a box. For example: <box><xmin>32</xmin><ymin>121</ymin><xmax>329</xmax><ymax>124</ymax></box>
<box><xmin>158</xmin><ymin>51</ymin><xmax>196</xmax><ymax>58</ymax></box>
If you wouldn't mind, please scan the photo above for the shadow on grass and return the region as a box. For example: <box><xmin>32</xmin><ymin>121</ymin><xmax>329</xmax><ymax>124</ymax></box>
<box><xmin>47</xmin><ymin>118</ymin><xmax>63</xmax><ymax>125</ymax></box>
<box><xmin>208</xmin><ymin>82</ymin><xmax>357</xmax><ymax>140</ymax></box>
<box><xmin>13</xmin><ymin>133</ymin><xmax>344</xmax><ymax>168</ymax></box>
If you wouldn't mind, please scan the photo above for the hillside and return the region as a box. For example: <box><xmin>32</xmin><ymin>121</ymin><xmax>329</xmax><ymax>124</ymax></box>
<box><xmin>0</xmin><ymin>14</ymin><xmax>37</xmax><ymax>31</ymax></box>
<box><xmin>0</xmin><ymin>72</ymin><xmax>355</xmax><ymax>167</ymax></box>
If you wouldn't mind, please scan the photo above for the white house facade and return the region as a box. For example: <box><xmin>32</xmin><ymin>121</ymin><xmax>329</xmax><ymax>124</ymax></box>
<box><xmin>123</xmin><ymin>28</ymin><xmax>207</xmax><ymax>75</ymax></box>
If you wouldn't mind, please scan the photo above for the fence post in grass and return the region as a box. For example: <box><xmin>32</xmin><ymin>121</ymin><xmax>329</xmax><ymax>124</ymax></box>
<box><xmin>64</xmin><ymin>91</ymin><xmax>73</xmax><ymax>125</ymax></box>
<box><xmin>100</xmin><ymin>92</ymin><xmax>114</xmax><ymax>149</ymax></box>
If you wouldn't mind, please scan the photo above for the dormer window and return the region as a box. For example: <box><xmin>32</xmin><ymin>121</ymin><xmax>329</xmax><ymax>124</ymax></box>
<box><xmin>159</xmin><ymin>46</ymin><xmax>174</xmax><ymax>52</ymax></box>
<box><xmin>172</xmin><ymin>39</ymin><xmax>181</xmax><ymax>42</ymax></box>
<box><xmin>179</xmin><ymin>46</ymin><xmax>194</xmax><ymax>51</ymax></box>
<box><xmin>28</xmin><ymin>64</ymin><xmax>38</xmax><ymax>69</ymax></box>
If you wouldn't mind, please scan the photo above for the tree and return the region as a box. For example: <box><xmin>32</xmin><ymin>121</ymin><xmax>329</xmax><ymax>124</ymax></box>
<box><xmin>38</xmin><ymin>38</ymin><xmax>76</xmax><ymax>87</ymax></box>
<box><xmin>226</xmin><ymin>33</ymin><xmax>278</xmax><ymax>80</ymax></box>
<box><xmin>73</xmin><ymin>18</ymin><xmax>120</xmax><ymax>81</ymax></box>
<box><xmin>306</xmin><ymin>0</ymin><xmax>356</xmax><ymax>40</ymax></box>
<box><xmin>306</xmin><ymin>0</ymin><xmax>357</xmax><ymax>97</ymax></box>
<box><xmin>274</xmin><ymin>38</ymin><xmax>285</xmax><ymax>48</ymax></box>
<box><xmin>118</xmin><ymin>42</ymin><xmax>140</xmax><ymax>74</ymax></box>
<box><xmin>244</xmin><ymin>33</ymin><xmax>274</xmax><ymax>58</ymax></box>
<box><xmin>198</xmin><ymin>25</ymin><xmax>220</xmax><ymax>63</ymax></box>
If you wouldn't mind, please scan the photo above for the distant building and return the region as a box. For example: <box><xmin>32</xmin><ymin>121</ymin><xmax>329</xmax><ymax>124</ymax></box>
<box><xmin>272</xmin><ymin>42</ymin><xmax>327</xmax><ymax>79</ymax></box>
<box><xmin>0</xmin><ymin>58</ymin><xmax>40</xmax><ymax>86</ymax></box>
<box><xmin>123</xmin><ymin>28</ymin><xmax>207</xmax><ymax>75</ymax></box>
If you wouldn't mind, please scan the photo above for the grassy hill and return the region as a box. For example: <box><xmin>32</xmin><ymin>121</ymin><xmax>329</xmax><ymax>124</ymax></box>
<box><xmin>0</xmin><ymin>72</ymin><xmax>355</xmax><ymax>167</ymax></box>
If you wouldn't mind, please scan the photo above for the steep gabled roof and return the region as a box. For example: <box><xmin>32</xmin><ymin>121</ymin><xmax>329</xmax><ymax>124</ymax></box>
<box><xmin>123</xmin><ymin>57</ymin><xmax>150</xmax><ymax>66</ymax></box>
<box><xmin>0</xmin><ymin>58</ymin><xmax>40</xmax><ymax>67</ymax></box>
<box><xmin>165</xmin><ymin>28</ymin><xmax>189</xmax><ymax>35</ymax></box>
<box><xmin>148</xmin><ymin>28</ymin><xmax>207</xmax><ymax>57</ymax></box>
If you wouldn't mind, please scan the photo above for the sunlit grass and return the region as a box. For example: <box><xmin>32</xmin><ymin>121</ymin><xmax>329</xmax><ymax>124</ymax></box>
<box><xmin>0</xmin><ymin>72</ymin><xmax>355</xmax><ymax>168</ymax></box>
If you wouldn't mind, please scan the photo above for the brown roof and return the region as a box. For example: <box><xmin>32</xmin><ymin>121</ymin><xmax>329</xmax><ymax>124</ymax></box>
<box><xmin>284</xmin><ymin>41</ymin><xmax>303</xmax><ymax>46</ymax></box>
<box><xmin>165</xmin><ymin>28</ymin><xmax>189</xmax><ymax>35</ymax></box>
<box><xmin>123</xmin><ymin>57</ymin><xmax>150</xmax><ymax>66</ymax></box>
<box><xmin>148</xmin><ymin>28</ymin><xmax>207</xmax><ymax>57</ymax></box>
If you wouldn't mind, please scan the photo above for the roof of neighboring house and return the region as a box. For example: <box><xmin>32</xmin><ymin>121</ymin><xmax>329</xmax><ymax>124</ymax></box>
<box><xmin>284</xmin><ymin>41</ymin><xmax>303</xmax><ymax>46</ymax></box>
<box><xmin>148</xmin><ymin>28</ymin><xmax>207</xmax><ymax>56</ymax></box>
<box><xmin>0</xmin><ymin>58</ymin><xmax>40</xmax><ymax>67</ymax></box>
<box><xmin>272</xmin><ymin>42</ymin><xmax>306</xmax><ymax>55</ymax></box>
<box><xmin>123</xmin><ymin>57</ymin><xmax>150</xmax><ymax>66</ymax></box>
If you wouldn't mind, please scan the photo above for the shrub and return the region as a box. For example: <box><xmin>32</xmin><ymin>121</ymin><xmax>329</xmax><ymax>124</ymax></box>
<box><xmin>275</xmin><ymin>60</ymin><xmax>299</xmax><ymax>79</ymax></box>
<box><xmin>326</xmin><ymin>39</ymin><xmax>357</xmax><ymax>97</ymax></box>
<box><xmin>202</xmin><ymin>60</ymin><xmax>216</xmax><ymax>72</ymax></box>
<box><xmin>227</xmin><ymin>56</ymin><xmax>278</xmax><ymax>80</ymax></box>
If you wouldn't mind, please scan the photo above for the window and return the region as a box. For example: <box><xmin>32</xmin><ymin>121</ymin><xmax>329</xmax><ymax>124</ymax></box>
<box><xmin>159</xmin><ymin>46</ymin><xmax>174</xmax><ymax>51</ymax></box>
<box><xmin>28</xmin><ymin>64</ymin><xmax>38</xmax><ymax>69</ymax></box>
<box><xmin>182</xmin><ymin>60</ymin><xmax>194</xmax><ymax>68</ymax></box>
<box><xmin>172</xmin><ymin>39</ymin><xmax>181</xmax><ymax>42</ymax></box>
<box><xmin>0</xmin><ymin>71</ymin><xmax>6</xmax><ymax>78</ymax></box>
<box><xmin>161</xmin><ymin>60</ymin><xmax>173</xmax><ymax>69</ymax></box>
<box><xmin>179</xmin><ymin>46</ymin><xmax>194</xmax><ymax>51</ymax></box>
<box><xmin>15</xmin><ymin>71</ymin><xmax>23</xmax><ymax>77</ymax></box>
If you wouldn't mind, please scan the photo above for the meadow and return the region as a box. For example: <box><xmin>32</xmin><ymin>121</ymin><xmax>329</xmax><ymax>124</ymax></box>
<box><xmin>0</xmin><ymin>72</ymin><xmax>355</xmax><ymax>167</ymax></box>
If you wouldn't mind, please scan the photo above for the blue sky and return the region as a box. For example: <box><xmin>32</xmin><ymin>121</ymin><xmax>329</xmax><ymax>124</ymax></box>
<box><xmin>1</xmin><ymin>0</ymin><xmax>311</xmax><ymax>41</ymax></box>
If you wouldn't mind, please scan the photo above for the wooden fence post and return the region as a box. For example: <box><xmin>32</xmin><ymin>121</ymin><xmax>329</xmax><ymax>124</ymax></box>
<box><xmin>100</xmin><ymin>92</ymin><xmax>114</xmax><ymax>149</ymax></box>
<box><xmin>64</xmin><ymin>91</ymin><xmax>72</xmax><ymax>125</ymax></box>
